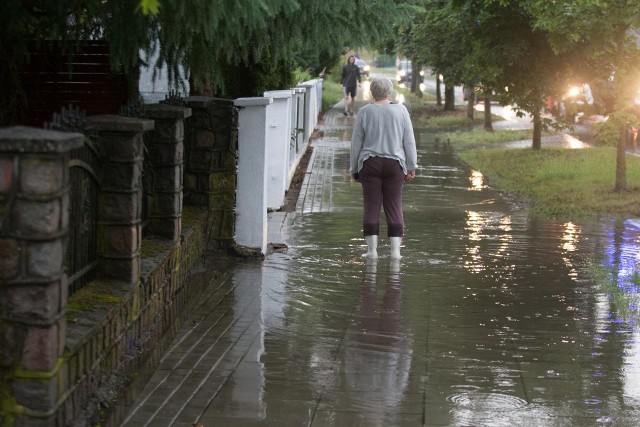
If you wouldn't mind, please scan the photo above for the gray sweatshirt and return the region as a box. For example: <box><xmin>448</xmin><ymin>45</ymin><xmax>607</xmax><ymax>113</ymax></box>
<box><xmin>350</xmin><ymin>102</ymin><xmax>418</xmax><ymax>175</ymax></box>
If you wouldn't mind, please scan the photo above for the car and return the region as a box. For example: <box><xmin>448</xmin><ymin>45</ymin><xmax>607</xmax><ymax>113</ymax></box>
<box><xmin>396</xmin><ymin>59</ymin><xmax>412</xmax><ymax>84</ymax></box>
<box><xmin>355</xmin><ymin>59</ymin><xmax>371</xmax><ymax>77</ymax></box>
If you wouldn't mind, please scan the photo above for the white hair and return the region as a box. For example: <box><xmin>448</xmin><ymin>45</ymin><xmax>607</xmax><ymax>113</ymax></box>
<box><xmin>370</xmin><ymin>77</ymin><xmax>393</xmax><ymax>101</ymax></box>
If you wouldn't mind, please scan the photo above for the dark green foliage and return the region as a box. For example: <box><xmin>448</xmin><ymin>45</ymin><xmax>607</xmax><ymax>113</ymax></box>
<box><xmin>1</xmin><ymin>0</ymin><xmax>412</xmax><ymax>124</ymax></box>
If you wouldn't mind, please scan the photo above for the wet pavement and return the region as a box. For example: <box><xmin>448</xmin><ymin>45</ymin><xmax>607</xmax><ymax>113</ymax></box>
<box><xmin>117</xmin><ymin>88</ymin><xmax>640</xmax><ymax>426</ymax></box>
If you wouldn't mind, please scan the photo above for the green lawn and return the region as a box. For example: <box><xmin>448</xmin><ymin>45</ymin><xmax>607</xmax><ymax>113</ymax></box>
<box><xmin>321</xmin><ymin>80</ymin><xmax>344</xmax><ymax>112</ymax></box>
<box><xmin>458</xmin><ymin>146</ymin><xmax>640</xmax><ymax>218</ymax></box>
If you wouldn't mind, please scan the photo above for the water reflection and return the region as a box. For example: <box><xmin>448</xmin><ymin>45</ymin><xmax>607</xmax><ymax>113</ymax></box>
<box><xmin>463</xmin><ymin>211</ymin><xmax>513</xmax><ymax>274</ymax></box>
<box><xmin>469</xmin><ymin>170</ymin><xmax>487</xmax><ymax>191</ymax></box>
<box><xmin>560</xmin><ymin>222</ymin><xmax>581</xmax><ymax>281</ymax></box>
<box><xmin>601</xmin><ymin>219</ymin><xmax>640</xmax><ymax>326</ymax></box>
<box><xmin>342</xmin><ymin>260</ymin><xmax>412</xmax><ymax>424</ymax></box>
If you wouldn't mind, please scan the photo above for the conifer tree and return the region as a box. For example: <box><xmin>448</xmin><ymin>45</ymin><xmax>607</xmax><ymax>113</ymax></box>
<box><xmin>1</xmin><ymin>0</ymin><xmax>412</xmax><ymax>124</ymax></box>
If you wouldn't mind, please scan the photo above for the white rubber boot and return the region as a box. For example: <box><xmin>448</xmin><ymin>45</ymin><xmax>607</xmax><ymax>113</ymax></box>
<box><xmin>390</xmin><ymin>237</ymin><xmax>402</xmax><ymax>259</ymax></box>
<box><xmin>364</xmin><ymin>235</ymin><xmax>378</xmax><ymax>259</ymax></box>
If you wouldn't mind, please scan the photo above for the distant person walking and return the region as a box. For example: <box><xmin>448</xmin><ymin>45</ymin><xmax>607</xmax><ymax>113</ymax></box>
<box><xmin>350</xmin><ymin>77</ymin><xmax>417</xmax><ymax>259</ymax></box>
<box><xmin>341</xmin><ymin>55</ymin><xmax>361</xmax><ymax>116</ymax></box>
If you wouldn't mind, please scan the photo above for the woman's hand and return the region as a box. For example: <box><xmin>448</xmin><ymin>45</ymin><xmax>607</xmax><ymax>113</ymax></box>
<box><xmin>405</xmin><ymin>170</ymin><xmax>416</xmax><ymax>182</ymax></box>
<box><xmin>352</xmin><ymin>173</ymin><xmax>360</xmax><ymax>182</ymax></box>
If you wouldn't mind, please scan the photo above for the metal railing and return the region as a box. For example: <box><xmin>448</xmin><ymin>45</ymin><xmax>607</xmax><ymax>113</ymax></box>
<box><xmin>47</xmin><ymin>106</ymin><xmax>100</xmax><ymax>295</ymax></box>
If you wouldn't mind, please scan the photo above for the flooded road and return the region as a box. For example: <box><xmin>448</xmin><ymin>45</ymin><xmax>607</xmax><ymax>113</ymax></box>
<box><xmin>120</xmin><ymin>123</ymin><xmax>640</xmax><ymax>426</ymax></box>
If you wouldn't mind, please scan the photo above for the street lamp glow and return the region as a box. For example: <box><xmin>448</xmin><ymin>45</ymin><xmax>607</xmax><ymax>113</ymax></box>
<box><xmin>567</xmin><ymin>86</ymin><xmax>581</xmax><ymax>97</ymax></box>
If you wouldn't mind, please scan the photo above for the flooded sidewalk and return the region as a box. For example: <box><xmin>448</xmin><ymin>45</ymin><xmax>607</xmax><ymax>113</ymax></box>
<box><xmin>117</xmin><ymin>96</ymin><xmax>640</xmax><ymax>426</ymax></box>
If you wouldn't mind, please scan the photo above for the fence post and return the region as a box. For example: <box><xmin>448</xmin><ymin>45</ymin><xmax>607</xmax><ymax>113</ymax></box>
<box><xmin>297</xmin><ymin>80</ymin><xmax>318</xmax><ymax>142</ymax></box>
<box><xmin>233</xmin><ymin>97</ymin><xmax>272</xmax><ymax>255</ymax></box>
<box><xmin>292</xmin><ymin>87</ymin><xmax>307</xmax><ymax>165</ymax></box>
<box><xmin>0</xmin><ymin>126</ymin><xmax>84</xmax><ymax>426</ymax></box>
<box><xmin>263</xmin><ymin>90</ymin><xmax>293</xmax><ymax>211</ymax></box>
<box><xmin>87</xmin><ymin>115</ymin><xmax>154</xmax><ymax>284</ymax></box>
<box><xmin>143</xmin><ymin>104</ymin><xmax>192</xmax><ymax>241</ymax></box>
<box><xmin>316</xmin><ymin>78</ymin><xmax>323</xmax><ymax>115</ymax></box>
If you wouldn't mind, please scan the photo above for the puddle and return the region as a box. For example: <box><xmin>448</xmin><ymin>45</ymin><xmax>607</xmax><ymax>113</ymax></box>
<box><xmin>116</xmin><ymin>129</ymin><xmax>640</xmax><ymax>425</ymax></box>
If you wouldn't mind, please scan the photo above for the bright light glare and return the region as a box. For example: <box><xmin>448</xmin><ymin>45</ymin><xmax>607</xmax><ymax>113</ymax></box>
<box><xmin>469</xmin><ymin>170</ymin><xmax>486</xmax><ymax>191</ymax></box>
<box><xmin>438</xmin><ymin>74</ymin><xmax>444</xmax><ymax>82</ymax></box>
<box><xmin>474</xmin><ymin>103</ymin><xmax>485</xmax><ymax>112</ymax></box>
<box><xmin>567</xmin><ymin>86</ymin><xmax>581</xmax><ymax>97</ymax></box>
<box><xmin>419</xmin><ymin>70</ymin><xmax>425</xmax><ymax>77</ymax></box>
<box><xmin>419</xmin><ymin>83</ymin><xmax>426</xmax><ymax>92</ymax></box>
<box><xmin>362</xmin><ymin>80</ymin><xmax>372</xmax><ymax>101</ymax></box>
<box><xmin>562</xmin><ymin>133</ymin><xmax>589</xmax><ymax>149</ymax></box>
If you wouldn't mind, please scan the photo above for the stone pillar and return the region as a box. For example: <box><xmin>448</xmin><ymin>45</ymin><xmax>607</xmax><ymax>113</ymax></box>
<box><xmin>233</xmin><ymin>97</ymin><xmax>272</xmax><ymax>254</ymax></box>
<box><xmin>183</xmin><ymin>97</ymin><xmax>237</xmax><ymax>248</ymax></box>
<box><xmin>88</xmin><ymin>115</ymin><xmax>154</xmax><ymax>283</ymax></box>
<box><xmin>263</xmin><ymin>90</ymin><xmax>293</xmax><ymax>211</ymax></box>
<box><xmin>143</xmin><ymin>104</ymin><xmax>192</xmax><ymax>241</ymax></box>
<box><xmin>0</xmin><ymin>126</ymin><xmax>84</xmax><ymax>426</ymax></box>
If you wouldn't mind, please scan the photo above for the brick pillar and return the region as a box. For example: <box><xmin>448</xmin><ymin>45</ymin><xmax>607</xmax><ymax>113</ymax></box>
<box><xmin>88</xmin><ymin>115</ymin><xmax>154</xmax><ymax>283</ymax></box>
<box><xmin>0</xmin><ymin>126</ymin><xmax>84</xmax><ymax>426</ymax></box>
<box><xmin>183</xmin><ymin>97</ymin><xmax>238</xmax><ymax>249</ymax></box>
<box><xmin>143</xmin><ymin>104</ymin><xmax>192</xmax><ymax>241</ymax></box>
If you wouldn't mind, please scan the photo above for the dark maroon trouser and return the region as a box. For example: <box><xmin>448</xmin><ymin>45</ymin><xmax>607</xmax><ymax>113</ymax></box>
<box><xmin>359</xmin><ymin>156</ymin><xmax>405</xmax><ymax>237</ymax></box>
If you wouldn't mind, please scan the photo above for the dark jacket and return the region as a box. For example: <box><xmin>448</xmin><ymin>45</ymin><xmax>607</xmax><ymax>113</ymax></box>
<box><xmin>341</xmin><ymin>64</ymin><xmax>361</xmax><ymax>87</ymax></box>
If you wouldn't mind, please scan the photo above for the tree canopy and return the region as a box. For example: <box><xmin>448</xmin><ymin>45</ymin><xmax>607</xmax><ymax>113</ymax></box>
<box><xmin>0</xmin><ymin>0</ymin><xmax>412</xmax><ymax>125</ymax></box>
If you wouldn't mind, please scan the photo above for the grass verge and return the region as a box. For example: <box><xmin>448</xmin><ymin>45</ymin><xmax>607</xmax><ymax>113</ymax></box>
<box><xmin>408</xmin><ymin>102</ymin><xmax>484</xmax><ymax>128</ymax></box>
<box><xmin>322</xmin><ymin>80</ymin><xmax>344</xmax><ymax>112</ymax></box>
<box><xmin>458</xmin><ymin>146</ymin><xmax>640</xmax><ymax>218</ymax></box>
<box><xmin>441</xmin><ymin>128</ymin><xmax>537</xmax><ymax>150</ymax></box>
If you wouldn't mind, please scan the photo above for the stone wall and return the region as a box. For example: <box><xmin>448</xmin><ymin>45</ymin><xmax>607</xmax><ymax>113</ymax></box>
<box><xmin>62</xmin><ymin>205</ymin><xmax>214</xmax><ymax>427</ymax></box>
<box><xmin>0</xmin><ymin>104</ymin><xmax>231</xmax><ymax>425</ymax></box>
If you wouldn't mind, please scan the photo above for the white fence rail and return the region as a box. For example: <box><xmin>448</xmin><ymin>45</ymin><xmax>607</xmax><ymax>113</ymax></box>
<box><xmin>234</xmin><ymin>79</ymin><xmax>323</xmax><ymax>254</ymax></box>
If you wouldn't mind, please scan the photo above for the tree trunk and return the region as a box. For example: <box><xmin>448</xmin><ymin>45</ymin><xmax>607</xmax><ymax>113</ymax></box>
<box><xmin>410</xmin><ymin>61</ymin><xmax>420</xmax><ymax>94</ymax></box>
<box><xmin>189</xmin><ymin>73</ymin><xmax>213</xmax><ymax>96</ymax></box>
<box><xmin>444</xmin><ymin>84</ymin><xmax>455</xmax><ymax>111</ymax></box>
<box><xmin>615</xmin><ymin>130</ymin><xmax>627</xmax><ymax>191</ymax></box>
<box><xmin>484</xmin><ymin>97</ymin><xmax>493</xmax><ymax>132</ymax></box>
<box><xmin>532</xmin><ymin>109</ymin><xmax>542</xmax><ymax>150</ymax></box>
<box><xmin>436</xmin><ymin>76</ymin><xmax>442</xmax><ymax>106</ymax></box>
<box><xmin>464</xmin><ymin>86</ymin><xmax>474</xmax><ymax>120</ymax></box>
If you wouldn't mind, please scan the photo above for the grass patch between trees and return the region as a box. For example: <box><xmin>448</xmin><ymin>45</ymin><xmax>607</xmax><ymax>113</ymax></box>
<box><xmin>441</xmin><ymin>128</ymin><xmax>534</xmax><ymax>149</ymax></box>
<box><xmin>458</xmin><ymin>146</ymin><xmax>640</xmax><ymax>218</ymax></box>
<box><xmin>408</xmin><ymin>102</ymin><xmax>484</xmax><ymax>128</ymax></box>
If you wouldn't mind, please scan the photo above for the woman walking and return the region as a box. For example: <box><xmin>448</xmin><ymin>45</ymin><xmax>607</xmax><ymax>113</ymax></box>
<box><xmin>350</xmin><ymin>77</ymin><xmax>418</xmax><ymax>259</ymax></box>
